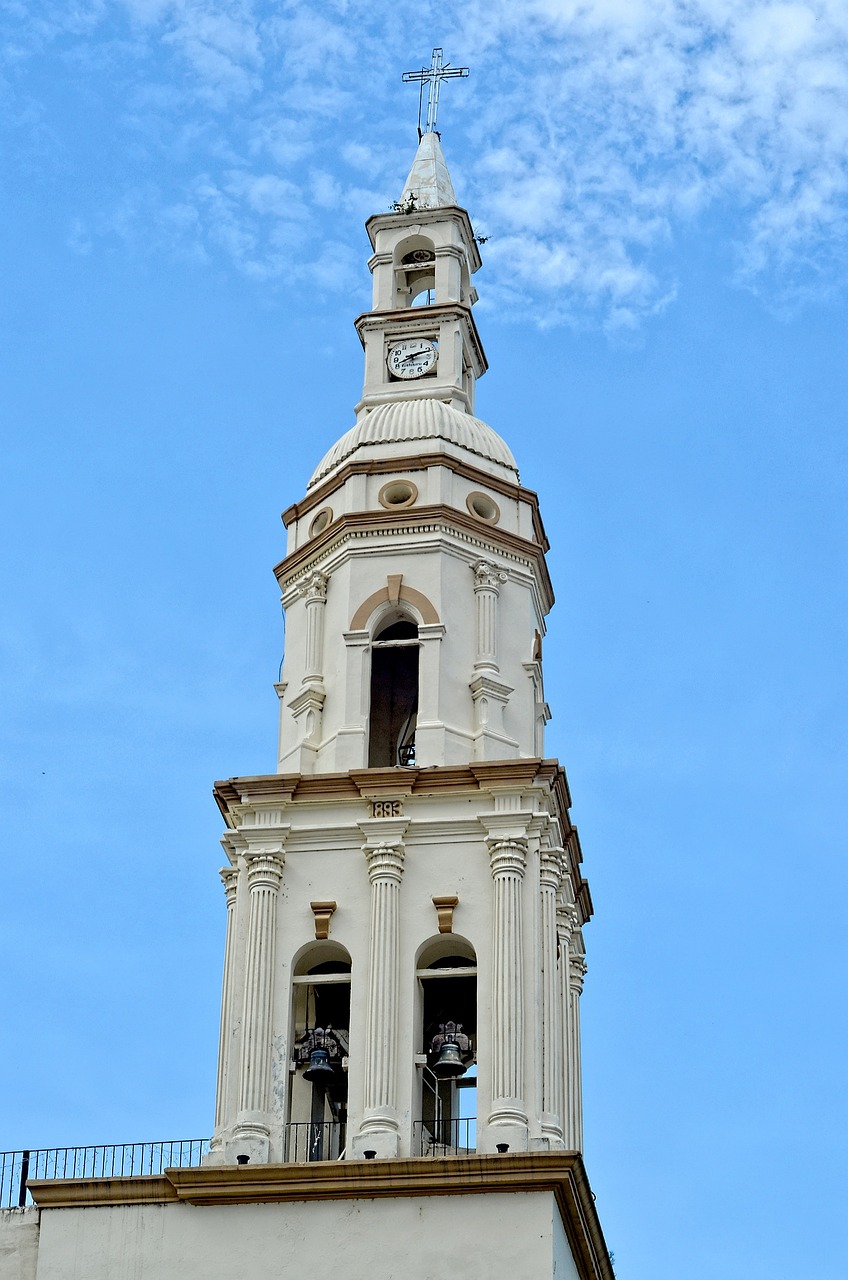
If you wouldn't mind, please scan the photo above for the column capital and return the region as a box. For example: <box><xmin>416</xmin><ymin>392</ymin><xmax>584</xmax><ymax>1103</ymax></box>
<box><xmin>363</xmin><ymin>841</ymin><xmax>405</xmax><ymax>883</ymax></box>
<box><xmin>540</xmin><ymin>847</ymin><xmax>565</xmax><ymax>892</ymax></box>
<box><xmin>487</xmin><ymin>838</ymin><xmax>527</xmax><ymax>878</ymax></box>
<box><xmin>245</xmin><ymin>852</ymin><xmax>285</xmax><ymax>891</ymax></box>
<box><xmin>569</xmin><ymin>953</ymin><xmax>587</xmax><ymax>993</ymax></box>
<box><xmin>472</xmin><ymin>558</ymin><xmax>507</xmax><ymax>592</ymax></box>
<box><xmin>296</xmin><ymin>569</ymin><xmax>328</xmax><ymax>603</ymax></box>
<box><xmin>219</xmin><ymin>866</ymin><xmax>239</xmax><ymax>905</ymax></box>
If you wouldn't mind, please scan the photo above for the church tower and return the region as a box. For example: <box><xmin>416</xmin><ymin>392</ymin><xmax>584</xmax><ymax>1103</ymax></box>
<box><xmin>207</xmin><ymin>127</ymin><xmax>594</xmax><ymax>1170</ymax></box>
<box><xmin>15</xmin><ymin>101</ymin><xmax>614</xmax><ymax>1280</ymax></box>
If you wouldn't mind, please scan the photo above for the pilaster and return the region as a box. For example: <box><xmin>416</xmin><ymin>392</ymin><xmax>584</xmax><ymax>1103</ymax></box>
<box><xmin>231</xmin><ymin>849</ymin><xmax>286</xmax><ymax>1163</ymax></box>
<box><xmin>353</xmin><ymin>819</ymin><xmax>409</xmax><ymax>1158</ymax></box>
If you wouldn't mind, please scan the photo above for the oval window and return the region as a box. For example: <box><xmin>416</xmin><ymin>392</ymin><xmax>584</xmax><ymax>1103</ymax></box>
<box><xmin>309</xmin><ymin>507</ymin><xmax>333</xmax><ymax>537</ymax></box>
<box><xmin>466</xmin><ymin>491</ymin><xmax>500</xmax><ymax>524</ymax></box>
<box><xmin>378</xmin><ymin>480</ymin><xmax>418</xmax><ymax>509</ymax></box>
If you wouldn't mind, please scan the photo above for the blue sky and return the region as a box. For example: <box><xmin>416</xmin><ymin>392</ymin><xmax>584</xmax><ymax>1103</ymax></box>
<box><xmin>2</xmin><ymin>3</ymin><xmax>847</xmax><ymax>1277</ymax></box>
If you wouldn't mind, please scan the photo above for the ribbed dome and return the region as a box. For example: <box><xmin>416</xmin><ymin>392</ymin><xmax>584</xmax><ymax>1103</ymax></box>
<box><xmin>308</xmin><ymin>398</ymin><xmax>518</xmax><ymax>488</ymax></box>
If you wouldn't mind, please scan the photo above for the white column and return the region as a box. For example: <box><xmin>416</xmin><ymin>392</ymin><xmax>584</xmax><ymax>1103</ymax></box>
<box><xmin>486</xmin><ymin>838</ymin><xmax>529</xmax><ymax>1150</ymax></box>
<box><xmin>539</xmin><ymin>849</ymin><xmax>564</xmax><ymax>1146</ymax></box>
<box><xmin>213</xmin><ymin>866</ymin><xmax>239</xmax><ymax>1134</ymax></box>
<box><xmin>299</xmin><ymin>569</ymin><xmax>328</xmax><ymax>683</ymax></box>
<box><xmin>234</xmin><ymin>852</ymin><xmax>284</xmax><ymax>1160</ymax></box>
<box><xmin>355</xmin><ymin>839</ymin><xmax>405</xmax><ymax>1158</ymax></box>
<box><xmin>569</xmin><ymin>951</ymin><xmax>587</xmax><ymax>1154</ymax></box>
<box><xmin>472</xmin><ymin>559</ymin><xmax>507</xmax><ymax>673</ymax></box>
<box><xmin>558</xmin><ymin>901</ymin><xmax>585</xmax><ymax>1152</ymax></box>
<box><xmin>556</xmin><ymin>902</ymin><xmax>573</xmax><ymax>1147</ymax></box>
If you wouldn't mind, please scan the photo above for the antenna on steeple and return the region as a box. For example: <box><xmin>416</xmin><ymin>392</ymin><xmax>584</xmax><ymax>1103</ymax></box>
<box><xmin>402</xmin><ymin>48</ymin><xmax>469</xmax><ymax>139</ymax></box>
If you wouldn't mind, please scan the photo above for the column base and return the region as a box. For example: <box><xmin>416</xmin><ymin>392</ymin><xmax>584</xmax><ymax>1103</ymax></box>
<box><xmin>351</xmin><ymin>1131</ymin><xmax>400</xmax><ymax>1160</ymax></box>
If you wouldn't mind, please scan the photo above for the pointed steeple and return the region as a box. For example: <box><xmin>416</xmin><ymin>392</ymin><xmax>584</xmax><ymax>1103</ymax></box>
<box><xmin>398</xmin><ymin>132</ymin><xmax>457</xmax><ymax>210</ymax></box>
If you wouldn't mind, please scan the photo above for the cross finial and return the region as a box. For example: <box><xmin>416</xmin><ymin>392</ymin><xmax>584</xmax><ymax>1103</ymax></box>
<box><xmin>402</xmin><ymin>48</ymin><xmax>469</xmax><ymax>138</ymax></box>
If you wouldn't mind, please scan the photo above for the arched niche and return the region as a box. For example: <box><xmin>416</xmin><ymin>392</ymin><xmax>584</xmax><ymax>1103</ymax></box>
<box><xmin>288</xmin><ymin>942</ymin><xmax>351</xmax><ymax>1161</ymax></box>
<box><xmin>415</xmin><ymin>935</ymin><xmax>477</xmax><ymax>1154</ymax></box>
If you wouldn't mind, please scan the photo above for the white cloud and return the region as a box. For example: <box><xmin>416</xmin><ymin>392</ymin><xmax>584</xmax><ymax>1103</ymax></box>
<box><xmin>5</xmin><ymin>0</ymin><xmax>848</xmax><ymax>324</ymax></box>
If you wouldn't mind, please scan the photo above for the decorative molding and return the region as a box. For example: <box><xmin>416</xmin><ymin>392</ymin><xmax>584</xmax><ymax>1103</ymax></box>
<box><xmin>310</xmin><ymin>900</ymin><xmax>337</xmax><ymax>940</ymax></box>
<box><xmin>432</xmin><ymin>894</ymin><xmax>459</xmax><ymax>933</ymax></box>
<box><xmin>472</xmin><ymin>558</ymin><xmax>508</xmax><ymax>592</ymax></box>
<box><xmin>350</xmin><ymin>576</ymin><xmax>440</xmax><ymax>630</ymax></box>
<box><xmin>295</xmin><ymin>569</ymin><xmax>328</xmax><ymax>603</ymax></box>
<box><xmin>274</xmin><ymin>504</ymin><xmax>554</xmax><ymax>615</ymax></box>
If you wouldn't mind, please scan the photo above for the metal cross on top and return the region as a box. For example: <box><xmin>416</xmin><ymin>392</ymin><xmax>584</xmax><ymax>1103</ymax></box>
<box><xmin>403</xmin><ymin>48</ymin><xmax>469</xmax><ymax>138</ymax></box>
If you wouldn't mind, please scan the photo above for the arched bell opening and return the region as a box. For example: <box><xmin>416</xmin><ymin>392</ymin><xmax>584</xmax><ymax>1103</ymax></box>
<box><xmin>393</xmin><ymin>234</ymin><xmax>436</xmax><ymax>308</ymax></box>
<box><xmin>415</xmin><ymin>937</ymin><xmax>477</xmax><ymax>1154</ymax></box>
<box><xmin>289</xmin><ymin>945</ymin><xmax>351</xmax><ymax>1162</ymax></box>
<box><xmin>367</xmin><ymin>616</ymin><xmax>420</xmax><ymax>768</ymax></box>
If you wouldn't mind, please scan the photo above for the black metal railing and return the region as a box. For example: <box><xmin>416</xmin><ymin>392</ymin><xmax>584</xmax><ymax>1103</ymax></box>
<box><xmin>0</xmin><ymin>1139</ymin><xmax>210</xmax><ymax>1209</ymax></box>
<box><xmin>283</xmin><ymin>1121</ymin><xmax>346</xmax><ymax>1163</ymax></box>
<box><xmin>413</xmin><ymin>1117</ymin><xmax>476</xmax><ymax>1156</ymax></box>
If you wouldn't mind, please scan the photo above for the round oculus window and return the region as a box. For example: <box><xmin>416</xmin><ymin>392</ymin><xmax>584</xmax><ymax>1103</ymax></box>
<box><xmin>309</xmin><ymin>507</ymin><xmax>333</xmax><ymax>537</ymax></box>
<box><xmin>378</xmin><ymin>479</ymin><xmax>419</xmax><ymax>509</ymax></box>
<box><xmin>466</xmin><ymin>491</ymin><xmax>501</xmax><ymax>524</ymax></box>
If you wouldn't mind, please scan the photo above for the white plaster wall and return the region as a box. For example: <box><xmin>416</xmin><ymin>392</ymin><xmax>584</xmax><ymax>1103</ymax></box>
<box><xmin>34</xmin><ymin>1193</ymin><xmax>560</xmax><ymax>1280</ymax></box>
<box><xmin>552</xmin><ymin>1202</ymin><xmax>583</xmax><ymax>1280</ymax></box>
<box><xmin>0</xmin><ymin>1209</ymin><xmax>39</xmax><ymax>1280</ymax></box>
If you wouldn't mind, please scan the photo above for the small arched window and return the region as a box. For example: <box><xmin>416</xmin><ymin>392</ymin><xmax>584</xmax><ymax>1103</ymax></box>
<box><xmin>368</xmin><ymin>617</ymin><xmax>419</xmax><ymax>767</ymax></box>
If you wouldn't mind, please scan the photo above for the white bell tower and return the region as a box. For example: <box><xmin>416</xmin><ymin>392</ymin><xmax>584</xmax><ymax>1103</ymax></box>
<box><xmin>185</xmin><ymin>118</ymin><xmax>613</xmax><ymax>1279</ymax></box>
<box><xmin>209</xmin><ymin>130</ymin><xmax>596</xmax><ymax>1174</ymax></box>
<box><xmin>17</xmin><ymin>121</ymin><xmax>615</xmax><ymax>1280</ymax></box>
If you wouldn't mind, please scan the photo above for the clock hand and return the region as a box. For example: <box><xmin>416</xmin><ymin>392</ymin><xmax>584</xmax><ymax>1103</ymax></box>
<box><xmin>400</xmin><ymin>348</ymin><xmax>430</xmax><ymax>364</ymax></box>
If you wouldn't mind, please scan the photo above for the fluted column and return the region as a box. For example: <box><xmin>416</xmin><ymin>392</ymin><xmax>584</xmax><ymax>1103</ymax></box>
<box><xmin>556</xmin><ymin>902</ymin><xmax>573</xmax><ymax>1146</ymax></box>
<box><xmin>487</xmin><ymin>838</ymin><xmax>529</xmax><ymax>1147</ymax></box>
<box><xmin>213</xmin><ymin>866</ymin><xmax>240</xmax><ymax>1133</ymax></box>
<box><xmin>356</xmin><ymin>839</ymin><xmax>405</xmax><ymax>1157</ymax></box>
<box><xmin>472</xmin><ymin>559</ymin><xmax>507</xmax><ymax>673</ymax></box>
<box><xmin>569</xmin><ymin>951</ymin><xmax>587</xmax><ymax>1154</ymax></box>
<box><xmin>298</xmin><ymin>569</ymin><xmax>328</xmax><ymax>683</ymax></box>
<box><xmin>235</xmin><ymin>852</ymin><xmax>284</xmax><ymax>1151</ymax></box>
<box><xmin>539</xmin><ymin>848</ymin><xmax>564</xmax><ymax>1145</ymax></box>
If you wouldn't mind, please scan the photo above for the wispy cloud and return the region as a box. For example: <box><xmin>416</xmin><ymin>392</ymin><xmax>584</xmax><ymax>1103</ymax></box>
<box><xmin>5</xmin><ymin>0</ymin><xmax>848</xmax><ymax>324</ymax></box>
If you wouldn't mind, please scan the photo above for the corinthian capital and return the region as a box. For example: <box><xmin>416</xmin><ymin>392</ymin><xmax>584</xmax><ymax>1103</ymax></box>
<box><xmin>472</xmin><ymin>559</ymin><xmax>507</xmax><ymax>592</ymax></box>
<box><xmin>363</xmin><ymin>841</ymin><xmax>405</xmax><ymax>883</ymax></box>
<box><xmin>297</xmin><ymin>569</ymin><xmax>328</xmax><ymax>603</ymax></box>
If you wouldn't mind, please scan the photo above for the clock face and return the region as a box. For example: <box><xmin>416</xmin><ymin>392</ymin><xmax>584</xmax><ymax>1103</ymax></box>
<box><xmin>387</xmin><ymin>339</ymin><xmax>437</xmax><ymax>380</ymax></box>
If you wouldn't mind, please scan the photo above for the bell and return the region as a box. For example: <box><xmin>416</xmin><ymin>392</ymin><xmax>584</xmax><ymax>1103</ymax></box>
<box><xmin>303</xmin><ymin>1047</ymin><xmax>336</xmax><ymax>1085</ymax></box>
<box><xmin>431</xmin><ymin>1040</ymin><xmax>467</xmax><ymax>1079</ymax></box>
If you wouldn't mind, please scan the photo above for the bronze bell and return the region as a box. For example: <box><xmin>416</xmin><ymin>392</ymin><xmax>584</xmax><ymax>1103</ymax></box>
<box><xmin>303</xmin><ymin>1046</ymin><xmax>336</xmax><ymax>1085</ymax></box>
<box><xmin>432</xmin><ymin>1039</ymin><xmax>467</xmax><ymax>1079</ymax></box>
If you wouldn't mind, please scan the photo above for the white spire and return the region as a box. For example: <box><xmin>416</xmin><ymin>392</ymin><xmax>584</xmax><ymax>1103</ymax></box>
<box><xmin>398</xmin><ymin>132</ymin><xmax>457</xmax><ymax>210</ymax></box>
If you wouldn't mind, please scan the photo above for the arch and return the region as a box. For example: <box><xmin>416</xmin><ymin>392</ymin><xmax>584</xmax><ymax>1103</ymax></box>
<box><xmin>415</xmin><ymin>935</ymin><xmax>478</xmax><ymax>1154</ymax></box>
<box><xmin>289</xmin><ymin>940</ymin><xmax>352</xmax><ymax>1161</ymax></box>
<box><xmin>350</xmin><ymin>578</ymin><xmax>439</xmax><ymax>630</ymax></box>
<box><xmin>292</xmin><ymin>939</ymin><xmax>352</xmax><ymax>976</ymax></box>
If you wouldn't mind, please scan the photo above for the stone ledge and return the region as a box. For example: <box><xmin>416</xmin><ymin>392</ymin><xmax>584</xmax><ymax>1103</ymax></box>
<box><xmin>29</xmin><ymin>1152</ymin><xmax>613</xmax><ymax>1280</ymax></box>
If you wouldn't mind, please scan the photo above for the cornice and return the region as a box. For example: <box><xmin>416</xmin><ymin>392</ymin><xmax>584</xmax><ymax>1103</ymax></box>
<box><xmin>282</xmin><ymin>451</ymin><xmax>549</xmax><ymax>553</ymax></box>
<box><xmin>30</xmin><ymin>1153</ymin><xmax>614</xmax><ymax>1280</ymax></box>
<box><xmin>273</xmin><ymin>503</ymin><xmax>554</xmax><ymax>612</ymax></box>
<box><xmin>212</xmin><ymin>759</ymin><xmax>589</xmax><ymax>921</ymax></box>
